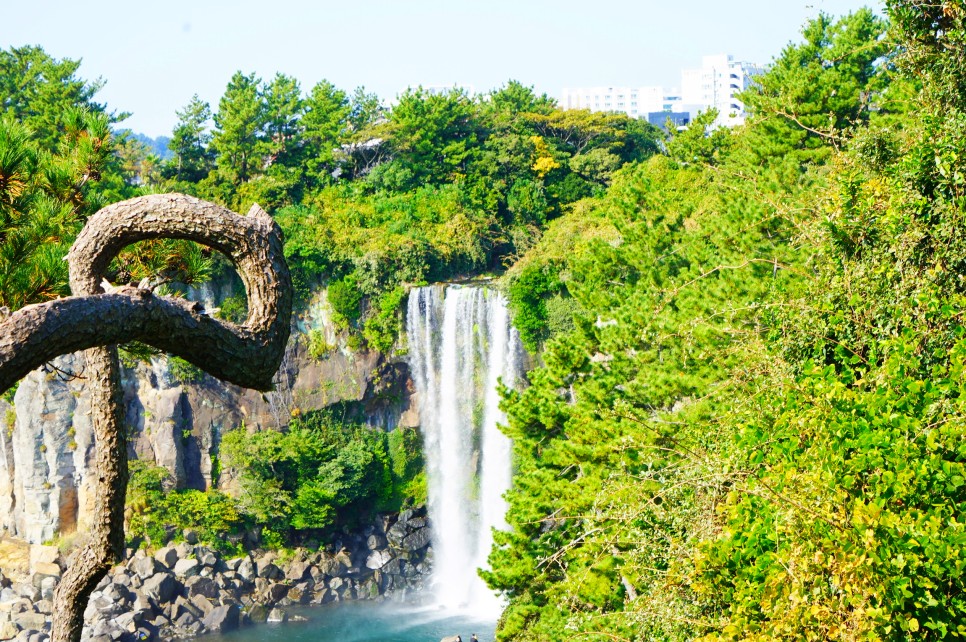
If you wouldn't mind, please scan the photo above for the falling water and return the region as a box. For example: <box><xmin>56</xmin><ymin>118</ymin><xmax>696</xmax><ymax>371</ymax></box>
<box><xmin>406</xmin><ymin>284</ymin><xmax>523</xmax><ymax>614</ymax></box>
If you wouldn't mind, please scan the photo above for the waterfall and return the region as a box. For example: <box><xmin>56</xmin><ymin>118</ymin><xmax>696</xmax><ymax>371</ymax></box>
<box><xmin>406</xmin><ymin>284</ymin><xmax>522</xmax><ymax>614</ymax></box>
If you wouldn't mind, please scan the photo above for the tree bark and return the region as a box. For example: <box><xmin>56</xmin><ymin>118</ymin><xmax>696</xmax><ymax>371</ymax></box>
<box><xmin>0</xmin><ymin>193</ymin><xmax>298</xmax><ymax>642</ymax></box>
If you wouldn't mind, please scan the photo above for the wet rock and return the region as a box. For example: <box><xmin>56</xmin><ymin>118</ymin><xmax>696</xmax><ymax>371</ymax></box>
<box><xmin>402</xmin><ymin>527</ymin><xmax>431</xmax><ymax>551</ymax></box>
<box><xmin>365</xmin><ymin>550</ymin><xmax>393</xmax><ymax>570</ymax></box>
<box><xmin>202</xmin><ymin>604</ymin><xmax>240</xmax><ymax>633</ymax></box>
<box><xmin>266</xmin><ymin>607</ymin><xmax>287</xmax><ymax>623</ymax></box>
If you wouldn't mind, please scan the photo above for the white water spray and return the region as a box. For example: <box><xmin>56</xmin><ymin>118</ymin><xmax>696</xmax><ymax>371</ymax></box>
<box><xmin>406</xmin><ymin>285</ymin><xmax>522</xmax><ymax>614</ymax></box>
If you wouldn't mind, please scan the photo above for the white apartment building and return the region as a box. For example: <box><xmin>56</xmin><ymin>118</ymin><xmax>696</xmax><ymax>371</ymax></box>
<box><xmin>562</xmin><ymin>54</ymin><xmax>762</xmax><ymax>128</ymax></box>
<box><xmin>680</xmin><ymin>54</ymin><xmax>761</xmax><ymax>127</ymax></box>
<box><xmin>560</xmin><ymin>86</ymin><xmax>670</xmax><ymax>119</ymax></box>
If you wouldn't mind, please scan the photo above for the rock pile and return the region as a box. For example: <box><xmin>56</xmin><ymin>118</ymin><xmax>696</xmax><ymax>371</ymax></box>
<box><xmin>1</xmin><ymin>508</ymin><xmax>432</xmax><ymax>641</ymax></box>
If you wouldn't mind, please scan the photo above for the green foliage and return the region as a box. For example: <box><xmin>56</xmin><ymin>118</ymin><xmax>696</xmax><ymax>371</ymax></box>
<box><xmin>0</xmin><ymin>111</ymin><xmax>114</xmax><ymax>309</ymax></box>
<box><xmin>479</xmin><ymin>6</ymin><xmax>966</xmax><ymax>641</ymax></box>
<box><xmin>737</xmin><ymin>9</ymin><xmax>890</xmax><ymax>166</ymax></box>
<box><xmin>505</xmin><ymin>262</ymin><xmax>565</xmax><ymax>352</ymax></box>
<box><xmin>0</xmin><ymin>45</ymin><xmax>206</xmax><ymax>313</ymax></box>
<box><xmin>0</xmin><ymin>45</ymin><xmax>110</xmax><ymax>149</ymax></box>
<box><xmin>221</xmin><ymin>413</ymin><xmax>423</xmax><ymax>541</ymax></box>
<box><xmin>160</xmin><ymin>74</ymin><xmax>660</xmax><ymax>310</ymax></box>
<box><xmin>362</xmin><ymin>286</ymin><xmax>406</xmax><ymax>354</ymax></box>
<box><xmin>168</xmin><ymin>356</ymin><xmax>204</xmax><ymax>384</ymax></box>
<box><xmin>163</xmin><ymin>94</ymin><xmax>213</xmax><ymax>183</ymax></box>
<box><xmin>126</xmin><ymin>460</ymin><xmax>243</xmax><ymax>554</ymax></box>
<box><xmin>215</xmin><ymin>292</ymin><xmax>247</xmax><ymax>324</ymax></box>
<box><xmin>665</xmin><ymin>109</ymin><xmax>731</xmax><ymax>166</ymax></box>
<box><xmin>327</xmin><ymin>275</ymin><xmax>362</xmax><ymax>327</ymax></box>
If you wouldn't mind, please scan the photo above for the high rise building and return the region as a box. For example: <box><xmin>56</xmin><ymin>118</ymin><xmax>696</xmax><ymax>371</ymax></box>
<box><xmin>561</xmin><ymin>54</ymin><xmax>762</xmax><ymax>128</ymax></box>
<box><xmin>680</xmin><ymin>54</ymin><xmax>761</xmax><ymax>127</ymax></box>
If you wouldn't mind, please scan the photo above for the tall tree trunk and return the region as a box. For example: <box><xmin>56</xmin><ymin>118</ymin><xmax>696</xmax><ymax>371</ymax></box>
<box><xmin>51</xmin><ymin>347</ymin><xmax>125</xmax><ymax>642</ymax></box>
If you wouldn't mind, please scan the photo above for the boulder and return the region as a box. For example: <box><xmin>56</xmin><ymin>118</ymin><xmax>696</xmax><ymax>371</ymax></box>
<box><xmin>202</xmin><ymin>604</ymin><xmax>240</xmax><ymax>634</ymax></box>
<box><xmin>365</xmin><ymin>550</ymin><xmax>393</xmax><ymax>570</ymax></box>
<box><xmin>189</xmin><ymin>594</ymin><xmax>214</xmax><ymax>616</ymax></box>
<box><xmin>173</xmin><ymin>558</ymin><xmax>200</xmax><ymax>578</ymax></box>
<box><xmin>317</xmin><ymin>555</ymin><xmax>347</xmax><ymax>577</ymax></box>
<box><xmin>366</xmin><ymin>534</ymin><xmax>386</xmax><ymax>550</ymax></box>
<box><xmin>14</xmin><ymin>584</ymin><xmax>39</xmax><ymax>602</ymax></box>
<box><xmin>256</xmin><ymin>560</ymin><xmax>282</xmax><ymax>581</ymax></box>
<box><xmin>141</xmin><ymin>572</ymin><xmax>178</xmax><ymax>603</ymax></box>
<box><xmin>236</xmin><ymin>557</ymin><xmax>256</xmax><ymax>581</ymax></box>
<box><xmin>286</xmin><ymin>583</ymin><xmax>311</xmax><ymax>605</ymax></box>
<box><xmin>266</xmin><ymin>608</ymin><xmax>287</xmax><ymax>623</ymax></box>
<box><xmin>153</xmin><ymin>546</ymin><xmax>179</xmax><ymax>569</ymax></box>
<box><xmin>111</xmin><ymin>571</ymin><xmax>132</xmax><ymax>587</ymax></box>
<box><xmin>29</xmin><ymin>563</ymin><xmax>59</xmax><ymax>581</ymax></box>
<box><xmin>382</xmin><ymin>558</ymin><xmax>404</xmax><ymax>575</ymax></box>
<box><xmin>184</xmin><ymin>575</ymin><xmax>219</xmax><ymax>600</ymax></box>
<box><xmin>262</xmin><ymin>582</ymin><xmax>289</xmax><ymax>604</ymax></box>
<box><xmin>171</xmin><ymin>595</ymin><xmax>203</xmax><ymax>621</ymax></box>
<box><xmin>284</xmin><ymin>561</ymin><xmax>309</xmax><ymax>582</ymax></box>
<box><xmin>130</xmin><ymin>556</ymin><xmax>162</xmax><ymax>580</ymax></box>
<box><xmin>0</xmin><ymin>621</ymin><xmax>18</xmax><ymax>639</ymax></box>
<box><xmin>10</xmin><ymin>612</ymin><xmax>46</xmax><ymax>631</ymax></box>
<box><xmin>197</xmin><ymin>548</ymin><xmax>219</xmax><ymax>568</ymax></box>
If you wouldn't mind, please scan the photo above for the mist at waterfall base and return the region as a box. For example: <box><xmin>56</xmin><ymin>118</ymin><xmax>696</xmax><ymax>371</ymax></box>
<box><xmin>196</xmin><ymin>602</ymin><xmax>497</xmax><ymax>642</ymax></box>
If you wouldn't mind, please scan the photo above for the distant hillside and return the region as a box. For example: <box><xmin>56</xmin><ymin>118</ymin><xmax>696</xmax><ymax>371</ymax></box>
<box><xmin>117</xmin><ymin>129</ymin><xmax>173</xmax><ymax>160</ymax></box>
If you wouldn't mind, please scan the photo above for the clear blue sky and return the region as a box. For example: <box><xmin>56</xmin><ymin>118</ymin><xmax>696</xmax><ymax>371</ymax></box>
<box><xmin>2</xmin><ymin>0</ymin><xmax>884</xmax><ymax>137</ymax></box>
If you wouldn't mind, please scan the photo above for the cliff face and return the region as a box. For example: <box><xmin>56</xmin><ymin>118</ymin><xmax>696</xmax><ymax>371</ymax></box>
<box><xmin>0</xmin><ymin>289</ymin><xmax>417</xmax><ymax>544</ymax></box>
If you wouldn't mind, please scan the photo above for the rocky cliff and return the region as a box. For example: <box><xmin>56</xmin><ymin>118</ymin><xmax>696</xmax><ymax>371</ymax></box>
<box><xmin>0</xmin><ymin>288</ymin><xmax>417</xmax><ymax>545</ymax></box>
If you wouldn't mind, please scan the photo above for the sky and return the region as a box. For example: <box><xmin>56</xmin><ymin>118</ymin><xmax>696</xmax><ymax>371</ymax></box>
<box><xmin>2</xmin><ymin>0</ymin><xmax>885</xmax><ymax>137</ymax></box>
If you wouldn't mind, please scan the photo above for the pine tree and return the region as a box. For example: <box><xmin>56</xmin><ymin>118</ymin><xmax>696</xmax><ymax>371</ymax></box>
<box><xmin>164</xmin><ymin>94</ymin><xmax>213</xmax><ymax>183</ymax></box>
<box><xmin>211</xmin><ymin>71</ymin><xmax>266</xmax><ymax>189</ymax></box>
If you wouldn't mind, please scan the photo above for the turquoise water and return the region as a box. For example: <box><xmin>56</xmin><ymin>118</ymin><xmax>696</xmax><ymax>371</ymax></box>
<box><xmin>200</xmin><ymin>602</ymin><xmax>498</xmax><ymax>642</ymax></box>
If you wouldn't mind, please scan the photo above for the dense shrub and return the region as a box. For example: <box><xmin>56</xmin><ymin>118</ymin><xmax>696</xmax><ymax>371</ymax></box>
<box><xmin>221</xmin><ymin>412</ymin><xmax>424</xmax><ymax>540</ymax></box>
<box><xmin>126</xmin><ymin>460</ymin><xmax>243</xmax><ymax>554</ymax></box>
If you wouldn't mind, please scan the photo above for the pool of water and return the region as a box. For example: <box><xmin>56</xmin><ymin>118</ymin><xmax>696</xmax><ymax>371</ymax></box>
<box><xmin>195</xmin><ymin>602</ymin><xmax>498</xmax><ymax>642</ymax></box>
